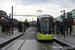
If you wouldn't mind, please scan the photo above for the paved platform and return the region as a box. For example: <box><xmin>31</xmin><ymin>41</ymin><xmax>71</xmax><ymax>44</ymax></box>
<box><xmin>53</xmin><ymin>34</ymin><xmax>75</xmax><ymax>49</ymax></box>
<box><xmin>0</xmin><ymin>31</ymin><xmax>24</xmax><ymax>48</ymax></box>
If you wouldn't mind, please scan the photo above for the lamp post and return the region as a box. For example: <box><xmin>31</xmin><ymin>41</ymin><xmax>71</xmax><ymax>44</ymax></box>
<box><xmin>9</xmin><ymin>14</ymin><xmax>11</xmax><ymax>36</ymax></box>
<box><xmin>37</xmin><ymin>10</ymin><xmax>42</xmax><ymax>16</ymax></box>
<box><xmin>11</xmin><ymin>6</ymin><xmax>13</xmax><ymax>35</ymax></box>
<box><xmin>61</xmin><ymin>10</ymin><xmax>65</xmax><ymax>38</ymax></box>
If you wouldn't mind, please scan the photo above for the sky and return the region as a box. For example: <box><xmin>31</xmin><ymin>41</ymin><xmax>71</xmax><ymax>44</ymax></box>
<box><xmin>0</xmin><ymin>0</ymin><xmax>75</xmax><ymax>21</ymax></box>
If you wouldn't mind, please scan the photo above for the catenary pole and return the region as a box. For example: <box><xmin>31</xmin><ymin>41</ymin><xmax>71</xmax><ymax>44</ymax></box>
<box><xmin>12</xmin><ymin>6</ymin><xmax>13</xmax><ymax>35</ymax></box>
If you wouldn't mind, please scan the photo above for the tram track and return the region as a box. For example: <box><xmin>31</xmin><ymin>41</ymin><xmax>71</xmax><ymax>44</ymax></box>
<box><xmin>3</xmin><ymin>40</ymin><xmax>18</xmax><ymax>50</ymax></box>
<box><xmin>1</xmin><ymin>38</ymin><xmax>22</xmax><ymax>50</ymax></box>
<box><xmin>1</xmin><ymin>27</ymin><xmax>71</xmax><ymax>50</ymax></box>
<box><xmin>34</xmin><ymin>27</ymin><xmax>64</xmax><ymax>50</ymax></box>
<box><xmin>52</xmin><ymin>42</ymin><xmax>63</xmax><ymax>50</ymax></box>
<box><xmin>1</xmin><ymin>28</ymin><xmax>31</xmax><ymax>50</ymax></box>
<box><xmin>18</xmin><ymin>32</ymin><xmax>30</xmax><ymax>50</ymax></box>
<box><xmin>34</xmin><ymin>27</ymin><xmax>74</xmax><ymax>50</ymax></box>
<box><xmin>43</xmin><ymin>42</ymin><xmax>56</xmax><ymax>50</ymax></box>
<box><xmin>2</xmin><ymin>36</ymin><xmax>28</xmax><ymax>50</ymax></box>
<box><xmin>42</xmin><ymin>43</ymin><xmax>48</xmax><ymax>50</ymax></box>
<box><xmin>42</xmin><ymin>41</ymin><xmax>66</xmax><ymax>50</ymax></box>
<box><xmin>1</xmin><ymin>36</ymin><xmax>25</xmax><ymax>50</ymax></box>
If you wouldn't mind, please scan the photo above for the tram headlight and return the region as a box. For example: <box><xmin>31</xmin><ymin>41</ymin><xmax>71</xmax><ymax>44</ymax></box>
<box><xmin>50</xmin><ymin>32</ymin><xmax>52</xmax><ymax>34</ymax></box>
<box><xmin>42</xmin><ymin>32</ymin><xmax>43</xmax><ymax>34</ymax></box>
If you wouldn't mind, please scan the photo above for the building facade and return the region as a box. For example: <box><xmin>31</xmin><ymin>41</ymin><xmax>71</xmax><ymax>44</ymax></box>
<box><xmin>72</xmin><ymin>9</ymin><xmax>75</xmax><ymax>19</ymax></box>
<box><xmin>0</xmin><ymin>10</ymin><xmax>19</xmax><ymax>33</ymax></box>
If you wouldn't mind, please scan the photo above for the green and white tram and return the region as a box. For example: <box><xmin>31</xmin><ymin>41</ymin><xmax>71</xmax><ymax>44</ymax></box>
<box><xmin>37</xmin><ymin>14</ymin><xmax>53</xmax><ymax>41</ymax></box>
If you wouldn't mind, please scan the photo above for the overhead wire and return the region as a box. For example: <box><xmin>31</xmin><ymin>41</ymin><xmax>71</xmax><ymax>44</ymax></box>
<box><xmin>12</xmin><ymin>0</ymin><xmax>22</xmax><ymax>14</ymax></box>
<box><xmin>36</xmin><ymin>0</ymin><xmax>45</xmax><ymax>15</ymax></box>
<box><xmin>13</xmin><ymin>0</ymin><xmax>25</xmax><ymax>21</ymax></box>
<box><xmin>21</xmin><ymin>0</ymin><xmax>36</xmax><ymax>21</ymax></box>
<box><xmin>11</xmin><ymin>0</ymin><xmax>26</xmax><ymax>15</ymax></box>
<box><xmin>14</xmin><ymin>0</ymin><xmax>24</xmax><ymax>14</ymax></box>
<box><xmin>22</xmin><ymin>0</ymin><xmax>27</xmax><ymax>15</ymax></box>
<box><xmin>40</xmin><ymin>0</ymin><xmax>45</xmax><ymax>10</ymax></box>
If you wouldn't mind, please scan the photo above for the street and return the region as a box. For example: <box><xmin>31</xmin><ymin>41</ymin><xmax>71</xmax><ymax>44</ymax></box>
<box><xmin>0</xmin><ymin>0</ymin><xmax>75</xmax><ymax>50</ymax></box>
<box><xmin>1</xmin><ymin>27</ymin><xmax>65</xmax><ymax>50</ymax></box>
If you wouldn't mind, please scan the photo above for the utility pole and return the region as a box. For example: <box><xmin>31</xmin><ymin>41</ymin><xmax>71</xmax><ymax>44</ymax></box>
<box><xmin>9</xmin><ymin>14</ymin><xmax>11</xmax><ymax>36</ymax></box>
<box><xmin>61</xmin><ymin>10</ymin><xmax>65</xmax><ymax>38</ymax></box>
<box><xmin>12</xmin><ymin>6</ymin><xmax>13</xmax><ymax>35</ymax></box>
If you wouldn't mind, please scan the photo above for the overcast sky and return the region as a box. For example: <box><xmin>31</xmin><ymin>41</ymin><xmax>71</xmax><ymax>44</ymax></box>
<box><xmin>0</xmin><ymin>0</ymin><xmax>75</xmax><ymax>21</ymax></box>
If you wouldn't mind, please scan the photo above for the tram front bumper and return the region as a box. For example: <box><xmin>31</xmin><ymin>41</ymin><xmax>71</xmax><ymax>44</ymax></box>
<box><xmin>37</xmin><ymin>32</ymin><xmax>53</xmax><ymax>40</ymax></box>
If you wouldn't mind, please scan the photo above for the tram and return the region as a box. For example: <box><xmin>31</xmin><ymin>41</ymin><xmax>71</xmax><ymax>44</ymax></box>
<box><xmin>36</xmin><ymin>14</ymin><xmax>53</xmax><ymax>41</ymax></box>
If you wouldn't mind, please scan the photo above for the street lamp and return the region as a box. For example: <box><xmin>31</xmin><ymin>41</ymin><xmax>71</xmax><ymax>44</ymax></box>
<box><xmin>11</xmin><ymin>6</ymin><xmax>13</xmax><ymax>35</ymax></box>
<box><xmin>61</xmin><ymin>10</ymin><xmax>65</xmax><ymax>18</ymax></box>
<box><xmin>37</xmin><ymin>10</ymin><xmax>42</xmax><ymax>16</ymax></box>
<box><xmin>9</xmin><ymin>14</ymin><xmax>11</xmax><ymax>36</ymax></box>
<box><xmin>9</xmin><ymin>11</ymin><xmax>17</xmax><ymax>35</ymax></box>
<box><xmin>11</xmin><ymin>6</ymin><xmax>17</xmax><ymax>35</ymax></box>
<box><xmin>61</xmin><ymin>10</ymin><xmax>65</xmax><ymax>38</ymax></box>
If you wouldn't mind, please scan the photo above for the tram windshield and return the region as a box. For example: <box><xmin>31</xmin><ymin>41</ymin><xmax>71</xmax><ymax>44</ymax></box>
<box><xmin>41</xmin><ymin>18</ymin><xmax>52</xmax><ymax>32</ymax></box>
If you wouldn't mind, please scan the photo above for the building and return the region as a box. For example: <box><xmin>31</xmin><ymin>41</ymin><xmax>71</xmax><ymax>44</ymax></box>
<box><xmin>0</xmin><ymin>10</ymin><xmax>7</xmax><ymax>15</ymax></box>
<box><xmin>60</xmin><ymin>11</ymin><xmax>72</xmax><ymax>19</ymax></box>
<box><xmin>54</xmin><ymin>10</ymin><xmax>73</xmax><ymax>35</ymax></box>
<box><xmin>72</xmin><ymin>9</ymin><xmax>75</xmax><ymax>19</ymax></box>
<box><xmin>11</xmin><ymin>18</ymin><xmax>19</xmax><ymax>28</ymax></box>
<box><xmin>0</xmin><ymin>10</ymin><xmax>10</xmax><ymax>32</ymax></box>
<box><xmin>0</xmin><ymin>10</ymin><xmax>19</xmax><ymax>33</ymax></box>
<box><xmin>66</xmin><ymin>11</ymin><xmax>72</xmax><ymax>18</ymax></box>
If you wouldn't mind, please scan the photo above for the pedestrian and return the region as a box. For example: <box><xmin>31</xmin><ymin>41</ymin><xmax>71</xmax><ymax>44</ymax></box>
<box><xmin>61</xmin><ymin>25</ymin><xmax>64</xmax><ymax>35</ymax></box>
<box><xmin>68</xmin><ymin>28</ymin><xmax>70</xmax><ymax>34</ymax></box>
<box><xmin>4</xmin><ymin>27</ymin><xmax>9</xmax><ymax>35</ymax></box>
<box><xmin>63</xmin><ymin>26</ymin><xmax>66</xmax><ymax>35</ymax></box>
<box><xmin>24</xmin><ymin>26</ymin><xmax>26</xmax><ymax>32</ymax></box>
<box><xmin>56</xmin><ymin>25</ymin><xmax>60</xmax><ymax>35</ymax></box>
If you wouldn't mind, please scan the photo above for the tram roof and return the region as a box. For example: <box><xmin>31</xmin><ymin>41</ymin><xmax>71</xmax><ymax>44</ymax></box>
<box><xmin>37</xmin><ymin>15</ymin><xmax>53</xmax><ymax>19</ymax></box>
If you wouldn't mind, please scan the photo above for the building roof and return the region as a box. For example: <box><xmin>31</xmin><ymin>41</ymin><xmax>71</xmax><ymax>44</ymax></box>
<box><xmin>0</xmin><ymin>10</ymin><xmax>7</xmax><ymax>15</ymax></box>
<box><xmin>72</xmin><ymin>9</ymin><xmax>75</xmax><ymax>11</ymax></box>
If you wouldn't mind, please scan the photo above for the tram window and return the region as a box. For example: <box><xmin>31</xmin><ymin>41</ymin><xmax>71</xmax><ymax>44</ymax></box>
<box><xmin>41</xmin><ymin>18</ymin><xmax>50</xmax><ymax>32</ymax></box>
<box><xmin>37</xmin><ymin>19</ymin><xmax>39</xmax><ymax>32</ymax></box>
<box><xmin>37</xmin><ymin>19</ymin><xmax>41</xmax><ymax>32</ymax></box>
<box><xmin>37</xmin><ymin>19</ymin><xmax>38</xmax><ymax>31</ymax></box>
<box><xmin>41</xmin><ymin>18</ymin><xmax>53</xmax><ymax>32</ymax></box>
<box><xmin>50</xmin><ymin>19</ymin><xmax>53</xmax><ymax>31</ymax></box>
<box><xmin>39</xmin><ymin>22</ymin><xmax>41</xmax><ymax>32</ymax></box>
